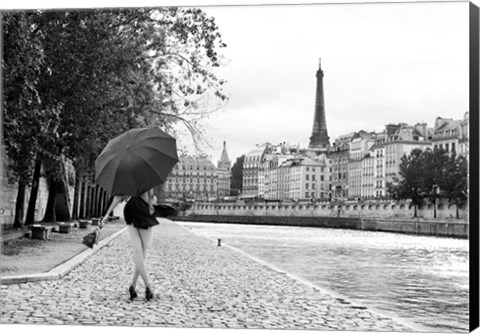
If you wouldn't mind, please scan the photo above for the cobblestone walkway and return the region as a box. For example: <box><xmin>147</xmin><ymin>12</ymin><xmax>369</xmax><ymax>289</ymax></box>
<box><xmin>1</xmin><ymin>220</ymin><xmax>414</xmax><ymax>331</ymax></box>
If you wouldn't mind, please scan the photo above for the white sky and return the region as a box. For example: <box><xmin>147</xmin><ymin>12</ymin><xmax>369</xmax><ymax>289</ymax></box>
<box><xmin>1</xmin><ymin>0</ymin><xmax>473</xmax><ymax>166</ymax></box>
<box><xmin>197</xmin><ymin>1</ymin><xmax>470</xmax><ymax>164</ymax></box>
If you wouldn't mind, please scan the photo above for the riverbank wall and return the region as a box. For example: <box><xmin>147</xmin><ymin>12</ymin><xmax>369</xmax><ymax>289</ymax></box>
<box><xmin>171</xmin><ymin>215</ymin><xmax>468</xmax><ymax>239</ymax></box>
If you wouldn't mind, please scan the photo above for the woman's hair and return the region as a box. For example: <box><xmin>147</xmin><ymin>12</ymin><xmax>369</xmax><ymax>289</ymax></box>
<box><xmin>142</xmin><ymin>189</ymin><xmax>155</xmax><ymax>215</ymax></box>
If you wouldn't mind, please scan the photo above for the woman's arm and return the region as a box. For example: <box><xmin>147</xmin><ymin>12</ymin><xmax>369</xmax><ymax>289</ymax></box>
<box><xmin>100</xmin><ymin>195</ymin><xmax>126</xmax><ymax>227</ymax></box>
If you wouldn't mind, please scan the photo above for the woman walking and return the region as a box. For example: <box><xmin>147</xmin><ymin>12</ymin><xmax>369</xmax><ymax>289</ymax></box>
<box><xmin>101</xmin><ymin>188</ymin><xmax>158</xmax><ymax>301</ymax></box>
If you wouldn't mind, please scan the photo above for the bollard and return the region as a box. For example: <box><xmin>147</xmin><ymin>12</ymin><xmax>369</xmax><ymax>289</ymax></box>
<box><xmin>217</xmin><ymin>238</ymin><xmax>221</xmax><ymax>247</ymax></box>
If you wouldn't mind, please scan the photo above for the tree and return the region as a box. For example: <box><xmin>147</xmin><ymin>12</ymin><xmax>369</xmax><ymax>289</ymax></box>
<box><xmin>3</xmin><ymin>8</ymin><xmax>228</xmax><ymax>224</ymax></box>
<box><xmin>230</xmin><ymin>155</ymin><xmax>245</xmax><ymax>196</ymax></box>
<box><xmin>2</xmin><ymin>11</ymin><xmax>55</xmax><ymax>228</ymax></box>
<box><xmin>387</xmin><ymin>148</ymin><xmax>425</xmax><ymax>218</ymax></box>
<box><xmin>387</xmin><ymin>147</ymin><xmax>468</xmax><ymax>219</ymax></box>
<box><xmin>421</xmin><ymin>147</ymin><xmax>450</xmax><ymax>218</ymax></box>
<box><xmin>441</xmin><ymin>153</ymin><xmax>468</xmax><ymax>218</ymax></box>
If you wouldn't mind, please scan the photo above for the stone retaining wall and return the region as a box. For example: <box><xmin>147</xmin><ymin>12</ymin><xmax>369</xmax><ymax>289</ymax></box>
<box><xmin>172</xmin><ymin>215</ymin><xmax>468</xmax><ymax>239</ymax></box>
<box><xmin>0</xmin><ymin>176</ymin><xmax>51</xmax><ymax>226</ymax></box>
<box><xmin>188</xmin><ymin>199</ymin><xmax>468</xmax><ymax>220</ymax></box>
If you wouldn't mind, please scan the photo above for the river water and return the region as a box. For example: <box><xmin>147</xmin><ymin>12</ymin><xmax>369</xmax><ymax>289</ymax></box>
<box><xmin>179</xmin><ymin>222</ymin><xmax>469</xmax><ymax>332</ymax></box>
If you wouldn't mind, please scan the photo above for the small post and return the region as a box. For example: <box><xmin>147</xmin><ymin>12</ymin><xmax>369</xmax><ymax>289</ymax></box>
<box><xmin>217</xmin><ymin>238</ymin><xmax>221</xmax><ymax>247</ymax></box>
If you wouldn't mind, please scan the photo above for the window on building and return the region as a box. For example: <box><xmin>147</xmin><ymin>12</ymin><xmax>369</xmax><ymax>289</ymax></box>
<box><xmin>306</xmin><ymin>175</ymin><xmax>309</xmax><ymax>181</ymax></box>
<box><xmin>445</xmin><ymin>143</ymin><xmax>449</xmax><ymax>152</ymax></box>
<box><xmin>452</xmin><ymin>143</ymin><xmax>456</xmax><ymax>152</ymax></box>
<box><xmin>321</xmin><ymin>175</ymin><xmax>324</xmax><ymax>181</ymax></box>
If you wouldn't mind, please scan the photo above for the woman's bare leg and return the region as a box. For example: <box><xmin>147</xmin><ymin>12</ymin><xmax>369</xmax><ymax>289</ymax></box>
<box><xmin>130</xmin><ymin>227</ymin><xmax>153</xmax><ymax>288</ymax></box>
<box><xmin>138</xmin><ymin>227</ymin><xmax>153</xmax><ymax>288</ymax></box>
<box><xmin>127</xmin><ymin>225</ymin><xmax>152</xmax><ymax>289</ymax></box>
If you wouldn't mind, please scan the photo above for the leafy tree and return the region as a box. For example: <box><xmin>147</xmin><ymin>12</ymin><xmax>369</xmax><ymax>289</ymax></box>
<box><xmin>3</xmin><ymin>7</ymin><xmax>228</xmax><ymax>224</ymax></box>
<box><xmin>387</xmin><ymin>147</ymin><xmax>468</xmax><ymax>219</ymax></box>
<box><xmin>2</xmin><ymin>11</ymin><xmax>58</xmax><ymax>227</ymax></box>
<box><xmin>387</xmin><ymin>148</ymin><xmax>425</xmax><ymax>218</ymax></box>
<box><xmin>441</xmin><ymin>153</ymin><xmax>468</xmax><ymax>218</ymax></box>
<box><xmin>421</xmin><ymin>147</ymin><xmax>450</xmax><ymax>218</ymax></box>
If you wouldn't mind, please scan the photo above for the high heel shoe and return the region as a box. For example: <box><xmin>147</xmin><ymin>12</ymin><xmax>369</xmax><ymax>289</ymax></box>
<box><xmin>145</xmin><ymin>287</ymin><xmax>154</xmax><ymax>301</ymax></box>
<box><xmin>129</xmin><ymin>286</ymin><xmax>138</xmax><ymax>301</ymax></box>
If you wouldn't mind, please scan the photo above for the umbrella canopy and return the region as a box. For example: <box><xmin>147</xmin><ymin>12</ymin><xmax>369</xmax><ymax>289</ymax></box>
<box><xmin>95</xmin><ymin>127</ymin><xmax>178</xmax><ymax>196</ymax></box>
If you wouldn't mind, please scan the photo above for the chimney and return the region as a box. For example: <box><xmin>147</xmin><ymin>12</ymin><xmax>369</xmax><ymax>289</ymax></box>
<box><xmin>414</xmin><ymin>122</ymin><xmax>428</xmax><ymax>139</ymax></box>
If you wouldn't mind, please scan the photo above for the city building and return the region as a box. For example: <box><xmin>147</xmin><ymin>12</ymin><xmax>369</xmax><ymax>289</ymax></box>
<box><xmin>381</xmin><ymin>123</ymin><xmax>432</xmax><ymax>195</ymax></box>
<box><xmin>361</xmin><ymin>151</ymin><xmax>376</xmax><ymax>199</ymax></box>
<box><xmin>347</xmin><ymin>131</ymin><xmax>376</xmax><ymax>200</ymax></box>
<box><xmin>278</xmin><ymin>155</ymin><xmax>331</xmax><ymax>201</ymax></box>
<box><xmin>164</xmin><ymin>154</ymin><xmax>218</xmax><ymax>201</ymax></box>
<box><xmin>262</xmin><ymin>143</ymin><xmax>296</xmax><ymax>200</ymax></box>
<box><xmin>242</xmin><ymin>143</ymin><xmax>272</xmax><ymax>197</ymax></box>
<box><xmin>432</xmin><ymin>112</ymin><xmax>469</xmax><ymax>157</ymax></box>
<box><xmin>329</xmin><ymin>133</ymin><xmax>354</xmax><ymax>200</ymax></box>
<box><xmin>371</xmin><ymin>133</ymin><xmax>387</xmax><ymax>198</ymax></box>
<box><xmin>164</xmin><ymin>142</ymin><xmax>233</xmax><ymax>201</ymax></box>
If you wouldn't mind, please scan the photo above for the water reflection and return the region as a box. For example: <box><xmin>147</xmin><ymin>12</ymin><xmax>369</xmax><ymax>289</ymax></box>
<box><xmin>181</xmin><ymin>222</ymin><xmax>469</xmax><ymax>332</ymax></box>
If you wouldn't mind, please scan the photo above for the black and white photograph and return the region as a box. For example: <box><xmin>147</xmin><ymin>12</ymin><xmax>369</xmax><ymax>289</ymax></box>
<box><xmin>1</xmin><ymin>0</ymin><xmax>478</xmax><ymax>334</ymax></box>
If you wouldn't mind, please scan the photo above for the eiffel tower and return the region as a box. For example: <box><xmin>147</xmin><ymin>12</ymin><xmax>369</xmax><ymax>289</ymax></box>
<box><xmin>308</xmin><ymin>58</ymin><xmax>330</xmax><ymax>150</ymax></box>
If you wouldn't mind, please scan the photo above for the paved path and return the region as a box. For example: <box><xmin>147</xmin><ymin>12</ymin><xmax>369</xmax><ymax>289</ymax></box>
<box><xmin>1</xmin><ymin>220</ymin><xmax>414</xmax><ymax>331</ymax></box>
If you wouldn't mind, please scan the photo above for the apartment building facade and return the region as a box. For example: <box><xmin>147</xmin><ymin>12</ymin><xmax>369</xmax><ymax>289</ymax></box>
<box><xmin>164</xmin><ymin>142</ymin><xmax>232</xmax><ymax>201</ymax></box>
<box><xmin>348</xmin><ymin>131</ymin><xmax>376</xmax><ymax>199</ymax></box>
<box><xmin>432</xmin><ymin>112</ymin><xmax>469</xmax><ymax>157</ymax></box>
<box><xmin>328</xmin><ymin>133</ymin><xmax>353</xmax><ymax>200</ymax></box>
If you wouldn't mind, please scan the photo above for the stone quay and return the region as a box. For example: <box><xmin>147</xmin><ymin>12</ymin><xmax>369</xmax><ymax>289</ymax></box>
<box><xmin>1</xmin><ymin>219</ymin><xmax>419</xmax><ymax>331</ymax></box>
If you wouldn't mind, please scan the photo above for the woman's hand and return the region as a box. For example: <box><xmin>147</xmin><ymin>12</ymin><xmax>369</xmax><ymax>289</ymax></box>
<box><xmin>151</xmin><ymin>195</ymin><xmax>158</xmax><ymax>206</ymax></box>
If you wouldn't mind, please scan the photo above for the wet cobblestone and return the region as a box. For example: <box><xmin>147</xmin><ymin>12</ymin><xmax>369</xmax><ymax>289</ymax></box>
<box><xmin>1</xmin><ymin>220</ymin><xmax>414</xmax><ymax>331</ymax></box>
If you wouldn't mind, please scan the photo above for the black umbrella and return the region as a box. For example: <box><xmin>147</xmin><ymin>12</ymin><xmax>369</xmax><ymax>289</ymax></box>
<box><xmin>95</xmin><ymin>127</ymin><xmax>178</xmax><ymax>196</ymax></box>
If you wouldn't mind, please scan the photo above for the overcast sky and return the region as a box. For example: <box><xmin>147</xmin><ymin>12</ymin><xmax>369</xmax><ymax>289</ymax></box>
<box><xmin>194</xmin><ymin>1</ymin><xmax>470</xmax><ymax>164</ymax></box>
<box><xmin>2</xmin><ymin>0</ymin><xmax>472</xmax><ymax>165</ymax></box>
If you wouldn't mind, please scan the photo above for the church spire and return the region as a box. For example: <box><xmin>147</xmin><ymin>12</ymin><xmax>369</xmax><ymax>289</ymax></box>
<box><xmin>308</xmin><ymin>58</ymin><xmax>330</xmax><ymax>149</ymax></box>
<box><xmin>218</xmin><ymin>141</ymin><xmax>231</xmax><ymax>169</ymax></box>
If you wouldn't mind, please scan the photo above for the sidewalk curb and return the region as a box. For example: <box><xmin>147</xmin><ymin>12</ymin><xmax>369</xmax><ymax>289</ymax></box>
<box><xmin>1</xmin><ymin>227</ymin><xmax>127</xmax><ymax>285</ymax></box>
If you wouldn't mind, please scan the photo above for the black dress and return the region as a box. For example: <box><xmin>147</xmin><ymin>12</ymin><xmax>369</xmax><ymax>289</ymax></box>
<box><xmin>123</xmin><ymin>196</ymin><xmax>159</xmax><ymax>229</ymax></box>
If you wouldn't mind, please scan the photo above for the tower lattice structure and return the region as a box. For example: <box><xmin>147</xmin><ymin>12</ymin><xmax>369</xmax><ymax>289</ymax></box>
<box><xmin>308</xmin><ymin>58</ymin><xmax>330</xmax><ymax>150</ymax></box>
